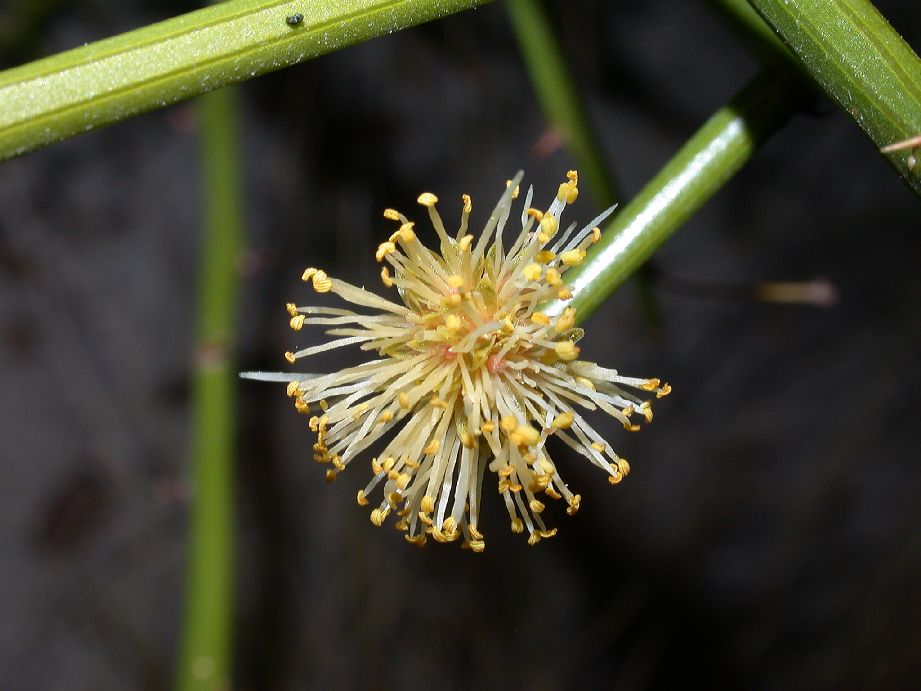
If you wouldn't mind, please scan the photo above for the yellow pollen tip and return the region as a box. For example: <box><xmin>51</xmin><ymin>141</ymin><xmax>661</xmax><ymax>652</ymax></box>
<box><xmin>545</xmin><ymin>267</ymin><xmax>562</xmax><ymax>286</ymax></box>
<box><xmin>447</xmin><ymin>274</ymin><xmax>465</xmax><ymax>289</ymax></box>
<box><xmin>552</xmin><ymin>411</ymin><xmax>574</xmax><ymax>429</ymax></box>
<box><xmin>657</xmin><ymin>383</ymin><xmax>673</xmax><ymax>398</ymax></box>
<box><xmin>554</xmin><ymin>341</ymin><xmax>580</xmax><ymax>361</ymax></box>
<box><xmin>534</xmin><ymin>250</ymin><xmax>556</xmax><ymax>263</ymax></box>
<box><xmin>531</xmin><ymin>312</ymin><xmax>550</xmax><ymax>326</ymax></box>
<box><xmin>286</xmin><ymin>381</ymin><xmax>300</xmax><ymax>397</ymax></box>
<box><xmin>566</xmin><ymin>493</ymin><xmax>582</xmax><ymax>516</ymax></box>
<box><xmin>557</xmin><ymin>287</ymin><xmax>573</xmax><ymax>300</ymax></box>
<box><xmin>356</xmin><ymin>490</ymin><xmax>369</xmax><ymax>506</ymax></box>
<box><xmin>390</xmin><ymin>222</ymin><xmax>416</xmax><ymax>243</ymax></box>
<box><xmin>591</xmin><ymin>442</ymin><xmax>606</xmax><ymax>453</ymax></box>
<box><xmin>377</xmin><ymin>410</ymin><xmax>394</xmax><ymax>424</ymax></box>
<box><xmin>421</xmin><ymin>495</ymin><xmax>436</xmax><ymax>513</ymax></box>
<box><xmin>526</xmin><ymin>208</ymin><xmax>544</xmax><ymax>221</ymax></box>
<box><xmin>376</xmin><ymin>242</ymin><xmax>396</xmax><ymax>262</ymax></box>
<box><xmin>499</xmin><ymin>415</ymin><xmax>518</xmax><ymax>433</ymax></box>
<box><xmin>554</xmin><ymin>307</ymin><xmax>576</xmax><ymax>333</ymax></box>
<box><xmin>380</xmin><ymin>266</ymin><xmax>393</xmax><ymax>287</ymax></box>
<box><xmin>461</xmin><ymin>194</ymin><xmax>472</xmax><ymax>213</ymax></box>
<box><xmin>423</xmin><ymin>439</ymin><xmax>441</xmax><ymax>455</ymax></box>
<box><xmin>444</xmin><ymin>314</ymin><xmax>463</xmax><ymax>332</ymax></box>
<box><xmin>481</xmin><ymin>421</ymin><xmax>495</xmax><ymax>433</ymax></box>
<box><xmin>608</xmin><ymin>473</ymin><xmax>623</xmax><ymax>485</ymax></box>
<box><xmin>510</xmin><ymin>518</ymin><xmax>524</xmax><ymax>534</ymax></box>
<box><xmin>556</xmin><ymin>182</ymin><xmax>570</xmax><ymax>202</ymax></box>
<box><xmin>591</xmin><ymin>227</ymin><xmax>601</xmax><ymax>243</ymax></box>
<box><xmin>510</xmin><ymin>424</ymin><xmax>541</xmax><ymax>447</ymax></box>
<box><xmin>417</xmin><ymin>192</ymin><xmax>438</xmax><ymax>207</ymax></box>
<box><xmin>539</xmin><ymin>214</ymin><xmax>558</xmax><ymax>238</ymax></box>
<box><xmin>311</xmin><ymin>269</ymin><xmax>332</xmax><ymax>293</ymax></box>
<box><xmin>324</xmin><ymin>470</ymin><xmax>337</xmax><ymax>483</ymax></box>
<box><xmin>284</xmin><ymin>351</ymin><xmax>296</xmax><ymax>364</ymax></box>
<box><xmin>383</xmin><ymin>208</ymin><xmax>401</xmax><ymax>220</ymax></box>
<box><xmin>560</xmin><ymin>248</ymin><xmax>587</xmax><ymax>266</ymax></box>
<box><xmin>529</xmin><ymin>499</ymin><xmax>546</xmax><ymax>514</ymax></box>
<box><xmin>567</xmin><ymin>170</ymin><xmax>578</xmax><ymax>185</ymax></box>
<box><xmin>289</xmin><ymin>314</ymin><xmax>305</xmax><ymax>331</ymax></box>
<box><xmin>505</xmin><ymin>180</ymin><xmax>520</xmax><ymax>198</ymax></box>
<box><xmin>458</xmin><ymin>235</ymin><xmax>473</xmax><ymax>252</ymax></box>
<box><xmin>285</xmin><ymin>302</ymin><xmax>298</xmax><ymax>316</ymax></box>
<box><xmin>398</xmin><ymin>392</ymin><xmax>410</xmax><ymax>409</ymax></box>
<box><xmin>522</xmin><ymin>263</ymin><xmax>542</xmax><ymax>281</ymax></box>
<box><xmin>301</xmin><ymin>267</ymin><xmax>317</xmax><ymax>282</ymax></box>
<box><xmin>641</xmin><ymin>378</ymin><xmax>661</xmax><ymax>391</ymax></box>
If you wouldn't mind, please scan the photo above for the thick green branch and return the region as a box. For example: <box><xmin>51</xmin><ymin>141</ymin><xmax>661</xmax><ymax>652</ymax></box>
<box><xmin>546</xmin><ymin>69</ymin><xmax>801</xmax><ymax>322</ymax></box>
<box><xmin>0</xmin><ymin>0</ymin><xmax>490</xmax><ymax>161</ymax></box>
<box><xmin>746</xmin><ymin>0</ymin><xmax>921</xmax><ymax>197</ymax></box>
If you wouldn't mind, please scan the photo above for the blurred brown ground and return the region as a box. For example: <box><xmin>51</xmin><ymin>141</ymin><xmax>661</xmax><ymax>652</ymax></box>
<box><xmin>1</xmin><ymin>1</ymin><xmax>919</xmax><ymax>689</ymax></box>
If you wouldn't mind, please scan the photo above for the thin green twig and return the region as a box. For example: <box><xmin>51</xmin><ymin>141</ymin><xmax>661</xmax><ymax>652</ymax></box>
<box><xmin>544</xmin><ymin>69</ymin><xmax>802</xmax><ymax>322</ymax></box>
<box><xmin>176</xmin><ymin>86</ymin><xmax>243</xmax><ymax>691</ymax></box>
<box><xmin>0</xmin><ymin>0</ymin><xmax>491</xmax><ymax>161</ymax></box>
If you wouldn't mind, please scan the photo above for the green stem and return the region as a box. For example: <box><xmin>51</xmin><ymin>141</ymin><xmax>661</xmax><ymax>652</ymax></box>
<box><xmin>746</xmin><ymin>0</ymin><xmax>921</xmax><ymax>198</ymax></box>
<box><xmin>176</xmin><ymin>87</ymin><xmax>242</xmax><ymax>691</ymax></box>
<box><xmin>546</xmin><ymin>69</ymin><xmax>801</xmax><ymax>322</ymax></box>
<box><xmin>0</xmin><ymin>0</ymin><xmax>490</xmax><ymax>161</ymax></box>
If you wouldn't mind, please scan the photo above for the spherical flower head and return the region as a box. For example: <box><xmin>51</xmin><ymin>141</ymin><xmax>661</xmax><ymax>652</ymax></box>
<box><xmin>269</xmin><ymin>171</ymin><xmax>670</xmax><ymax>551</ymax></box>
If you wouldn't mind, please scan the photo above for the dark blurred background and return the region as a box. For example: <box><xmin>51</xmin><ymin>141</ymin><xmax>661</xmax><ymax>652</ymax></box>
<box><xmin>1</xmin><ymin>1</ymin><xmax>919</xmax><ymax>689</ymax></box>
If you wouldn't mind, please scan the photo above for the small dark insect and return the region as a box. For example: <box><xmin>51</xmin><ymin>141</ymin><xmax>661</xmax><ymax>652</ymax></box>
<box><xmin>286</xmin><ymin>13</ymin><xmax>304</xmax><ymax>26</ymax></box>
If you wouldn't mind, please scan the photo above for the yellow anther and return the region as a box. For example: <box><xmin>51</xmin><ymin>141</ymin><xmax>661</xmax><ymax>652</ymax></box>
<box><xmin>458</xmin><ymin>234</ymin><xmax>473</xmax><ymax>252</ymax></box>
<box><xmin>552</xmin><ymin>411</ymin><xmax>574</xmax><ymax>429</ymax></box>
<box><xmin>499</xmin><ymin>415</ymin><xmax>518</xmax><ymax>433</ymax></box>
<box><xmin>396</xmin><ymin>473</ymin><xmax>411</xmax><ymax>490</ymax></box>
<box><xmin>311</xmin><ymin>269</ymin><xmax>332</xmax><ymax>293</ymax></box>
<box><xmin>539</xmin><ymin>459</ymin><xmax>556</xmax><ymax>476</ymax></box>
<box><xmin>371</xmin><ymin>457</ymin><xmax>383</xmax><ymax>474</ymax></box>
<box><xmin>641</xmin><ymin>378</ymin><xmax>661</xmax><ymax>391</ymax></box>
<box><xmin>398</xmin><ymin>392</ymin><xmax>410</xmax><ymax>409</ymax></box>
<box><xmin>447</xmin><ymin>274</ymin><xmax>465</xmax><ymax>289</ymax></box>
<box><xmin>567</xmin><ymin>170</ymin><xmax>578</xmax><ymax>185</ymax></box>
<box><xmin>391</xmin><ymin>222</ymin><xmax>416</xmax><ymax>243</ymax></box>
<box><xmin>554</xmin><ymin>341</ymin><xmax>580</xmax><ymax>361</ymax></box>
<box><xmin>510</xmin><ymin>425</ymin><xmax>541</xmax><ymax>447</ymax></box>
<box><xmin>640</xmin><ymin>401</ymin><xmax>654</xmax><ymax>423</ymax></box>
<box><xmin>370</xmin><ymin>507</ymin><xmax>390</xmax><ymax>526</ymax></box>
<box><xmin>591</xmin><ymin>441</ymin><xmax>606</xmax><ymax>453</ymax></box>
<box><xmin>443</xmin><ymin>516</ymin><xmax>458</xmax><ymax>535</ymax></box>
<box><xmin>387</xmin><ymin>469</ymin><xmax>399</xmax><ymax>482</ymax></box>
<box><xmin>332</xmin><ymin>455</ymin><xmax>345</xmax><ymax>470</ymax></box>
<box><xmin>531</xmin><ymin>312</ymin><xmax>551</xmax><ymax>326</ymax></box>
<box><xmin>430</xmin><ymin>396</ymin><xmax>448</xmax><ymax>409</ymax></box>
<box><xmin>417</xmin><ymin>192</ymin><xmax>438</xmax><ymax>207</ymax></box>
<box><xmin>380</xmin><ymin>266</ymin><xmax>394</xmax><ymax>287</ymax></box>
<box><xmin>301</xmin><ymin>267</ymin><xmax>318</xmax><ymax>282</ymax></box>
<box><xmin>285</xmin><ymin>302</ymin><xmax>298</xmax><ymax>316</ymax></box>
<box><xmin>461</xmin><ymin>194</ymin><xmax>472</xmax><ymax>213</ymax></box>
<box><xmin>421</xmin><ymin>495</ymin><xmax>436</xmax><ymax>513</ymax></box>
<box><xmin>527</xmin><ymin>533</ymin><xmax>541</xmax><ymax>546</ymax></box>
<box><xmin>376</xmin><ymin>242</ymin><xmax>396</xmax><ymax>262</ymax></box>
<box><xmin>617</xmin><ymin>458</ymin><xmax>631</xmax><ymax>477</ymax></box>
<box><xmin>394</xmin><ymin>519</ymin><xmax>409</xmax><ymax>532</ymax></box>
<box><xmin>522</xmin><ymin>263</ymin><xmax>542</xmax><ymax>281</ymax></box>
<box><xmin>529</xmin><ymin>499</ymin><xmax>546</xmax><ymax>514</ymax></box>
<box><xmin>657</xmin><ymin>383</ymin><xmax>673</xmax><ymax>398</ymax></box>
<box><xmin>566</xmin><ymin>493</ymin><xmax>582</xmax><ymax>516</ymax></box>
<box><xmin>539</xmin><ymin>528</ymin><xmax>558</xmax><ymax>539</ymax></box>
<box><xmin>505</xmin><ymin>180</ymin><xmax>520</xmax><ymax>198</ymax></box>
<box><xmin>289</xmin><ymin>314</ymin><xmax>305</xmax><ymax>331</ymax></box>
<box><xmin>608</xmin><ymin>472</ymin><xmax>623</xmax><ymax>485</ymax></box>
<box><xmin>556</xmin><ymin>182</ymin><xmax>570</xmax><ymax>202</ymax></box>
<box><xmin>286</xmin><ymin>381</ymin><xmax>300</xmax><ymax>397</ymax></box>
<box><xmin>481</xmin><ymin>421</ymin><xmax>495</xmax><ymax>433</ymax></box>
<box><xmin>444</xmin><ymin>293</ymin><xmax>462</xmax><ymax>308</ymax></box>
<box><xmin>383</xmin><ymin>208</ymin><xmax>401</xmax><ymax>220</ymax></box>
<box><xmin>554</xmin><ymin>307</ymin><xmax>576</xmax><ymax>333</ymax></box>
<box><xmin>534</xmin><ymin>250</ymin><xmax>556</xmax><ymax>263</ymax></box>
<box><xmin>423</xmin><ymin>439</ymin><xmax>440</xmax><ymax>455</ymax></box>
<box><xmin>526</xmin><ymin>208</ymin><xmax>544</xmax><ymax>221</ymax></box>
<box><xmin>575</xmin><ymin>376</ymin><xmax>595</xmax><ymax>391</ymax></box>
<box><xmin>557</xmin><ymin>287</ymin><xmax>573</xmax><ymax>300</ymax></box>
<box><xmin>381</xmin><ymin>457</ymin><xmax>396</xmax><ymax>472</ymax></box>
<box><xmin>510</xmin><ymin>517</ymin><xmax>524</xmax><ymax>534</ymax></box>
<box><xmin>318</xmin><ymin>399</ymin><xmax>328</xmax><ymax>411</ymax></box>
<box><xmin>545</xmin><ymin>486</ymin><xmax>562</xmax><ymax>500</ymax></box>
<box><xmin>539</xmin><ymin>214</ymin><xmax>558</xmax><ymax>239</ymax></box>
<box><xmin>294</xmin><ymin>399</ymin><xmax>308</xmax><ymax>414</ymax></box>
<box><xmin>498</xmin><ymin>465</ymin><xmax>514</xmax><ymax>478</ymax></box>
<box><xmin>324</xmin><ymin>470</ymin><xmax>337</xmax><ymax>483</ymax></box>
<box><xmin>624</xmin><ymin>422</ymin><xmax>641</xmax><ymax>432</ymax></box>
<box><xmin>591</xmin><ymin>226</ymin><xmax>601</xmax><ymax>243</ymax></box>
<box><xmin>356</xmin><ymin>490</ymin><xmax>369</xmax><ymax>506</ymax></box>
<box><xmin>351</xmin><ymin>402</ymin><xmax>369</xmax><ymax>420</ymax></box>
<box><xmin>545</xmin><ymin>267</ymin><xmax>562</xmax><ymax>286</ymax></box>
<box><xmin>564</xmin><ymin>185</ymin><xmax>578</xmax><ymax>204</ymax></box>
<box><xmin>444</xmin><ymin>314</ymin><xmax>462</xmax><ymax>333</ymax></box>
<box><xmin>284</xmin><ymin>351</ymin><xmax>296</xmax><ymax>364</ymax></box>
<box><xmin>460</xmin><ymin>430</ymin><xmax>475</xmax><ymax>448</ymax></box>
<box><xmin>503</xmin><ymin>314</ymin><xmax>516</xmax><ymax>334</ymax></box>
<box><xmin>468</xmin><ymin>539</ymin><xmax>485</xmax><ymax>553</ymax></box>
<box><xmin>560</xmin><ymin>248</ymin><xmax>587</xmax><ymax>266</ymax></box>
